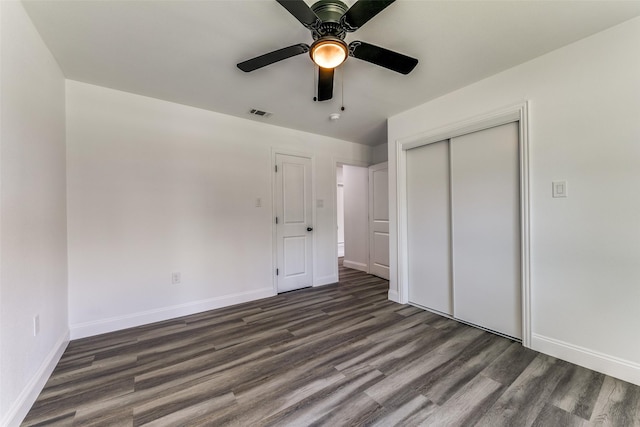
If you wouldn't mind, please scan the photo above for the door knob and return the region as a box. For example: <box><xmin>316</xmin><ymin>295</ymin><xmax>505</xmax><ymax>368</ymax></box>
<box><xmin>307</xmin><ymin>227</ymin><xmax>313</xmax><ymax>232</ymax></box>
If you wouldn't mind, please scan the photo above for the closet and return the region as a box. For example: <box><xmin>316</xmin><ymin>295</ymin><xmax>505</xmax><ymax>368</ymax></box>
<box><xmin>407</xmin><ymin>122</ymin><xmax>522</xmax><ymax>339</ymax></box>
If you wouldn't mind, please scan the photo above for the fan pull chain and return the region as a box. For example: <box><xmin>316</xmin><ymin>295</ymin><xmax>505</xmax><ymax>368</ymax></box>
<box><xmin>313</xmin><ymin>66</ymin><xmax>318</xmax><ymax>102</ymax></box>
<box><xmin>341</xmin><ymin>66</ymin><xmax>345</xmax><ymax>111</ymax></box>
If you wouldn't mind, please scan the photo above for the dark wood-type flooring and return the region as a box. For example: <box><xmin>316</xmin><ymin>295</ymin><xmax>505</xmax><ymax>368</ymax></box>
<box><xmin>23</xmin><ymin>260</ymin><xmax>640</xmax><ymax>426</ymax></box>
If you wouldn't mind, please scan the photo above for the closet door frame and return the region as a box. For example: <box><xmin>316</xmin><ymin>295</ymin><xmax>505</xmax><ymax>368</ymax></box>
<box><xmin>395</xmin><ymin>102</ymin><xmax>532</xmax><ymax>347</ymax></box>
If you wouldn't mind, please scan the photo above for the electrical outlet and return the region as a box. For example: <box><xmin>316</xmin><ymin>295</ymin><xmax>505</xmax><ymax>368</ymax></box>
<box><xmin>171</xmin><ymin>272</ymin><xmax>181</xmax><ymax>285</ymax></box>
<box><xmin>33</xmin><ymin>315</ymin><xmax>40</xmax><ymax>336</ymax></box>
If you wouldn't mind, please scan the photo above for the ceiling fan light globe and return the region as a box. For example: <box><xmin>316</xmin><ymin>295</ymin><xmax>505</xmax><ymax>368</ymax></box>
<box><xmin>311</xmin><ymin>39</ymin><xmax>347</xmax><ymax>69</ymax></box>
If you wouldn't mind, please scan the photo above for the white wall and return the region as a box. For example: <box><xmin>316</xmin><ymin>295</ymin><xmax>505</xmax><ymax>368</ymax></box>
<box><xmin>342</xmin><ymin>165</ymin><xmax>369</xmax><ymax>271</ymax></box>
<box><xmin>66</xmin><ymin>81</ymin><xmax>371</xmax><ymax>338</ymax></box>
<box><xmin>0</xmin><ymin>2</ymin><xmax>69</xmax><ymax>425</ymax></box>
<box><xmin>388</xmin><ymin>17</ymin><xmax>640</xmax><ymax>385</ymax></box>
<box><xmin>372</xmin><ymin>143</ymin><xmax>388</xmax><ymax>164</ymax></box>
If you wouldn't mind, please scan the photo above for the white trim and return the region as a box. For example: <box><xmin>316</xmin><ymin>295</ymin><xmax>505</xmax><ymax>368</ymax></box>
<box><xmin>532</xmin><ymin>334</ymin><xmax>640</xmax><ymax>387</ymax></box>
<box><xmin>399</xmin><ymin>108</ymin><xmax>522</xmax><ymax>151</ymax></box>
<box><xmin>2</xmin><ymin>330</ymin><xmax>69</xmax><ymax>427</ymax></box>
<box><xmin>388</xmin><ymin>289</ymin><xmax>399</xmax><ymax>303</ymax></box>
<box><xmin>343</xmin><ymin>259</ymin><xmax>368</xmax><ymax>272</ymax></box>
<box><xmin>395</xmin><ymin>139</ymin><xmax>409</xmax><ymax>305</ymax></box>
<box><xmin>70</xmin><ymin>288</ymin><xmax>275</xmax><ymax>339</ymax></box>
<box><xmin>518</xmin><ymin>104</ymin><xmax>532</xmax><ymax>348</ymax></box>
<box><xmin>270</xmin><ymin>148</ymin><xmax>279</xmax><ymax>295</ymax></box>
<box><xmin>394</xmin><ymin>102</ymin><xmax>532</xmax><ymax>347</ymax></box>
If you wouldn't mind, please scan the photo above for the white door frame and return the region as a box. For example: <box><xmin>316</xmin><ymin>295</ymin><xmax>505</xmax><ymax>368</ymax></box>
<box><xmin>272</xmin><ymin>148</ymin><xmax>316</xmax><ymax>294</ymax></box>
<box><xmin>331</xmin><ymin>157</ymin><xmax>370</xmax><ymax>283</ymax></box>
<box><xmin>394</xmin><ymin>102</ymin><xmax>532</xmax><ymax>347</ymax></box>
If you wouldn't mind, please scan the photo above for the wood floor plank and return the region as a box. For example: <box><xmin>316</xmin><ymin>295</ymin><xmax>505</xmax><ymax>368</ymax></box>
<box><xmin>32</xmin><ymin>380</ymin><xmax>134</xmax><ymax>422</ymax></box>
<box><xmin>75</xmin><ymin>408</ymin><xmax>134</xmax><ymax>427</ymax></box>
<box><xmin>21</xmin><ymin>259</ymin><xmax>640</xmax><ymax>427</ymax></box>
<box><xmin>421</xmin><ymin>374</ymin><xmax>504</xmax><ymax>426</ymax></box>
<box><xmin>368</xmin><ymin>393</ymin><xmax>436</xmax><ymax>427</ymax></box>
<box><xmin>551</xmin><ymin>363</ymin><xmax>606</xmax><ymax>420</ymax></box>
<box><xmin>532</xmin><ymin>403</ymin><xmax>589</xmax><ymax>427</ymax></box>
<box><xmin>417</xmin><ymin>333</ymin><xmax>512</xmax><ymax>405</ymax></box>
<box><xmin>21</xmin><ymin>411</ymin><xmax>75</xmax><ymax>427</ymax></box>
<box><xmin>590</xmin><ymin>376</ymin><xmax>640</xmax><ymax>426</ymax></box>
<box><xmin>482</xmin><ymin>340</ymin><xmax>539</xmax><ymax>385</ymax></box>
<box><xmin>334</xmin><ymin>323</ymin><xmax>433</xmax><ymax>374</ymax></box>
<box><xmin>364</xmin><ymin>327</ymin><xmax>484</xmax><ymax>405</ymax></box>
<box><xmin>137</xmin><ymin>393</ymin><xmax>236</xmax><ymax>427</ymax></box>
<box><xmin>132</xmin><ymin>380</ymin><xmax>234</xmax><ymax>426</ymax></box>
<box><xmin>261</xmin><ymin>367</ymin><xmax>384</xmax><ymax>426</ymax></box>
<box><xmin>475</xmin><ymin>354</ymin><xmax>572</xmax><ymax>427</ymax></box>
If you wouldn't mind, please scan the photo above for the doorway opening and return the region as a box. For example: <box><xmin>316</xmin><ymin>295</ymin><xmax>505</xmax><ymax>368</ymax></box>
<box><xmin>335</xmin><ymin>162</ymin><xmax>389</xmax><ymax>282</ymax></box>
<box><xmin>335</xmin><ymin>163</ymin><xmax>368</xmax><ymax>280</ymax></box>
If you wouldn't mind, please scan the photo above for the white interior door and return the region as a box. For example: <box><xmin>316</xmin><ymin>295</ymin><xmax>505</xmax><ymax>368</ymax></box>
<box><xmin>450</xmin><ymin>122</ymin><xmax>521</xmax><ymax>339</ymax></box>
<box><xmin>368</xmin><ymin>162</ymin><xmax>389</xmax><ymax>279</ymax></box>
<box><xmin>275</xmin><ymin>154</ymin><xmax>313</xmax><ymax>293</ymax></box>
<box><xmin>407</xmin><ymin>141</ymin><xmax>453</xmax><ymax>315</ymax></box>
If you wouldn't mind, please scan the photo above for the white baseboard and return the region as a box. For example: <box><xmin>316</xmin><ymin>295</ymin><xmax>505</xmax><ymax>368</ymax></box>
<box><xmin>314</xmin><ymin>274</ymin><xmax>338</xmax><ymax>287</ymax></box>
<box><xmin>70</xmin><ymin>288</ymin><xmax>275</xmax><ymax>339</ymax></box>
<box><xmin>2</xmin><ymin>330</ymin><xmax>69</xmax><ymax>427</ymax></box>
<box><xmin>343</xmin><ymin>260</ymin><xmax>368</xmax><ymax>272</ymax></box>
<box><xmin>388</xmin><ymin>289</ymin><xmax>399</xmax><ymax>303</ymax></box>
<box><xmin>337</xmin><ymin>243</ymin><xmax>345</xmax><ymax>257</ymax></box>
<box><xmin>532</xmin><ymin>333</ymin><xmax>640</xmax><ymax>387</ymax></box>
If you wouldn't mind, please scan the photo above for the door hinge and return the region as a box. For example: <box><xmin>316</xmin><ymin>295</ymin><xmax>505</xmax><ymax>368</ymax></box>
<box><xmin>276</xmin><ymin>268</ymin><xmax>279</xmax><ymax>276</ymax></box>
<box><xmin>275</xmin><ymin>165</ymin><xmax>278</xmax><ymax>173</ymax></box>
<box><xmin>275</xmin><ymin>217</ymin><xmax>278</xmax><ymax>224</ymax></box>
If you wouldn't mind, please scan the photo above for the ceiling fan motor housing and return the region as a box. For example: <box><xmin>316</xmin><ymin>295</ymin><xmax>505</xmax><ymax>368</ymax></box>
<box><xmin>311</xmin><ymin>0</ymin><xmax>349</xmax><ymax>39</ymax></box>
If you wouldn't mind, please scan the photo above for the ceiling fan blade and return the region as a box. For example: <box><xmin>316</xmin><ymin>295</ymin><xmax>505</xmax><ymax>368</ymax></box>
<box><xmin>237</xmin><ymin>44</ymin><xmax>310</xmax><ymax>72</ymax></box>
<box><xmin>341</xmin><ymin>0</ymin><xmax>395</xmax><ymax>31</ymax></box>
<box><xmin>276</xmin><ymin>0</ymin><xmax>321</xmax><ymax>30</ymax></box>
<box><xmin>317</xmin><ymin>67</ymin><xmax>334</xmax><ymax>101</ymax></box>
<box><xmin>348</xmin><ymin>41</ymin><xmax>418</xmax><ymax>74</ymax></box>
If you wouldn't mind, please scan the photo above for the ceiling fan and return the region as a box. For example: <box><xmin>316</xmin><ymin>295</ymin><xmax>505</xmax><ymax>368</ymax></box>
<box><xmin>237</xmin><ymin>0</ymin><xmax>418</xmax><ymax>101</ymax></box>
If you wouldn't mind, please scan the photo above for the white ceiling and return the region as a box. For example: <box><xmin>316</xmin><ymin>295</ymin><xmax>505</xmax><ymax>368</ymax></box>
<box><xmin>23</xmin><ymin>0</ymin><xmax>640</xmax><ymax>146</ymax></box>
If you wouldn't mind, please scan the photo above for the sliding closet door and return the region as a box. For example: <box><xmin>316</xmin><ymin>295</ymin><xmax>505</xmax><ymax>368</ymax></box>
<box><xmin>450</xmin><ymin>123</ymin><xmax>521</xmax><ymax>338</ymax></box>
<box><xmin>407</xmin><ymin>140</ymin><xmax>452</xmax><ymax>315</ymax></box>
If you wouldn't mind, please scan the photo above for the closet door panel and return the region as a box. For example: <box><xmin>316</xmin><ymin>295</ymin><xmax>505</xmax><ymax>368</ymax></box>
<box><xmin>407</xmin><ymin>140</ymin><xmax>452</xmax><ymax>315</ymax></box>
<box><xmin>450</xmin><ymin>122</ymin><xmax>521</xmax><ymax>338</ymax></box>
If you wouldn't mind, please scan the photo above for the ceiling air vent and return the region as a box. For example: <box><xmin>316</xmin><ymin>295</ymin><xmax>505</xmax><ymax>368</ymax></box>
<box><xmin>249</xmin><ymin>108</ymin><xmax>272</xmax><ymax>118</ymax></box>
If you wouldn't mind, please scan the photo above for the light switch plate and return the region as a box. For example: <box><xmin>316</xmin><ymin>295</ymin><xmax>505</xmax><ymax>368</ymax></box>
<box><xmin>171</xmin><ymin>272</ymin><xmax>181</xmax><ymax>285</ymax></box>
<box><xmin>552</xmin><ymin>181</ymin><xmax>567</xmax><ymax>198</ymax></box>
<box><xmin>33</xmin><ymin>314</ymin><xmax>40</xmax><ymax>336</ymax></box>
